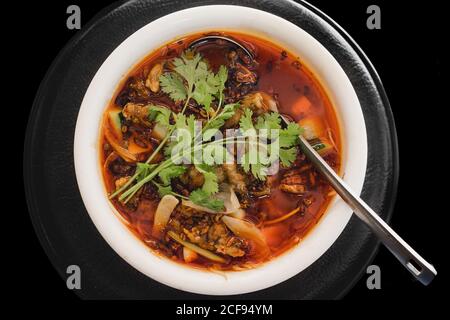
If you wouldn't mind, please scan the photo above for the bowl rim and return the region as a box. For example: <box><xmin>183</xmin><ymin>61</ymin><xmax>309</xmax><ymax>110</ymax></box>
<box><xmin>74</xmin><ymin>4</ymin><xmax>367</xmax><ymax>295</ymax></box>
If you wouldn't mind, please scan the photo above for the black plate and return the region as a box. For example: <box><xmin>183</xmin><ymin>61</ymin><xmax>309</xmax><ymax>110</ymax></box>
<box><xmin>23</xmin><ymin>0</ymin><xmax>399</xmax><ymax>299</ymax></box>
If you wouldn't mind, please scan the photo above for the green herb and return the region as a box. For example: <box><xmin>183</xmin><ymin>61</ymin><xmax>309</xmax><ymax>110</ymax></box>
<box><xmin>159</xmin><ymin>73</ymin><xmax>187</xmax><ymax>102</ymax></box>
<box><xmin>279</xmin><ymin>147</ymin><xmax>298</xmax><ymax>167</ymax></box>
<box><xmin>158</xmin><ymin>164</ymin><xmax>186</xmax><ymax>185</ymax></box>
<box><xmin>239</xmin><ymin>108</ymin><xmax>254</xmax><ymax>132</ymax></box>
<box><xmin>203</xmin><ymin>103</ymin><xmax>239</xmax><ymax>141</ymax></box>
<box><xmin>160</xmin><ymin>52</ymin><xmax>228</xmax><ymax>115</ymax></box>
<box><xmin>192</xmin><ymin>65</ymin><xmax>228</xmax><ymax>113</ymax></box>
<box><xmin>148</xmin><ymin>105</ymin><xmax>172</xmax><ymax>128</ymax></box>
<box><xmin>195</xmin><ymin>164</ymin><xmax>219</xmax><ymax>195</ymax></box>
<box><xmin>172</xmin><ymin>52</ymin><xmax>204</xmax><ymax>94</ymax></box>
<box><xmin>136</xmin><ymin>163</ymin><xmax>157</xmax><ymax>181</ymax></box>
<box><xmin>189</xmin><ymin>189</ymin><xmax>224</xmax><ymax>211</ymax></box>
<box><xmin>164</xmin><ymin>113</ymin><xmax>198</xmax><ymax>157</ymax></box>
<box><xmin>255</xmin><ymin>112</ymin><xmax>282</xmax><ymax>132</ymax></box>
<box><xmin>238</xmin><ymin>111</ymin><xmax>303</xmax><ymax>179</ymax></box>
<box><xmin>216</xmin><ymin>65</ymin><xmax>228</xmax><ymax>102</ymax></box>
<box><xmin>156</xmin><ymin>183</ymin><xmax>173</xmax><ymax>197</ymax></box>
<box><xmin>152</xmin><ymin>181</ymin><xmax>188</xmax><ymax>199</ymax></box>
<box><xmin>192</xmin><ymin>72</ymin><xmax>219</xmax><ymax>112</ymax></box>
<box><xmin>279</xmin><ymin>122</ymin><xmax>302</xmax><ymax>148</ymax></box>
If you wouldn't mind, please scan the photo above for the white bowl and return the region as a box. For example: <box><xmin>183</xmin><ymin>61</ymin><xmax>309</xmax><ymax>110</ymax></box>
<box><xmin>74</xmin><ymin>5</ymin><xmax>367</xmax><ymax>295</ymax></box>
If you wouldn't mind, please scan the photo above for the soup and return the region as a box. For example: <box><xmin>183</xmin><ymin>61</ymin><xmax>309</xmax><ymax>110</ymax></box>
<box><xmin>100</xmin><ymin>31</ymin><xmax>341</xmax><ymax>270</ymax></box>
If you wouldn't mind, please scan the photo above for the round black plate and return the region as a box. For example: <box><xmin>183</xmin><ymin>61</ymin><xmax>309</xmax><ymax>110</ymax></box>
<box><xmin>23</xmin><ymin>0</ymin><xmax>399</xmax><ymax>299</ymax></box>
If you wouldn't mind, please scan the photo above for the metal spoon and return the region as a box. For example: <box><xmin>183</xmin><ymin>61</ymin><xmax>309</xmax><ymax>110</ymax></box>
<box><xmin>188</xmin><ymin>35</ymin><xmax>255</xmax><ymax>60</ymax></box>
<box><xmin>189</xmin><ymin>36</ymin><xmax>437</xmax><ymax>285</ymax></box>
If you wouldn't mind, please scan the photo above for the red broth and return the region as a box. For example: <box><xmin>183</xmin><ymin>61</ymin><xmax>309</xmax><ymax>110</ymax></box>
<box><xmin>100</xmin><ymin>31</ymin><xmax>341</xmax><ymax>270</ymax></box>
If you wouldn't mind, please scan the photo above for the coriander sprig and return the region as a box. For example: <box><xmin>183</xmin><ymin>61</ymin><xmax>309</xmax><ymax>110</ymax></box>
<box><xmin>109</xmin><ymin>51</ymin><xmax>303</xmax><ymax>211</ymax></box>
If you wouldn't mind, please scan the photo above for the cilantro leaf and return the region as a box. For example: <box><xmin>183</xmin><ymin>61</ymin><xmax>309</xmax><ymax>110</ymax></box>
<box><xmin>237</xmin><ymin>111</ymin><xmax>303</xmax><ymax>179</ymax></box>
<box><xmin>195</xmin><ymin>164</ymin><xmax>219</xmax><ymax>195</ymax></box>
<box><xmin>251</xmin><ymin>162</ymin><xmax>268</xmax><ymax>180</ymax></box>
<box><xmin>148</xmin><ymin>105</ymin><xmax>172</xmax><ymax>128</ymax></box>
<box><xmin>279</xmin><ymin>147</ymin><xmax>298</xmax><ymax>167</ymax></box>
<box><xmin>279</xmin><ymin>122</ymin><xmax>302</xmax><ymax>148</ymax></box>
<box><xmin>156</xmin><ymin>184</ymin><xmax>173</xmax><ymax>197</ymax></box>
<box><xmin>158</xmin><ymin>164</ymin><xmax>186</xmax><ymax>185</ymax></box>
<box><xmin>203</xmin><ymin>103</ymin><xmax>239</xmax><ymax>139</ymax></box>
<box><xmin>203</xmin><ymin>143</ymin><xmax>232</xmax><ymax>166</ymax></box>
<box><xmin>239</xmin><ymin>108</ymin><xmax>254</xmax><ymax>132</ymax></box>
<box><xmin>240</xmin><ymin>152</ymin><xmax>268</xmax><ymax>181</ymax></box>
<box><xmin>255</xmin><ymin>112</ymin><xmax>282</xmax><ymax>131</ymax></box>
<box><xmin>136</xmin><ymin>163</ymin><xmax>157</xmax><ymax>182</ymax></box>
<box><xmin>216</xmin><ymin>65</ymin><xmax>228</xmax><ymax>98</ymax></box>
<box><xmin>189</xmin><ymin>189</ymin><xmax>224</xmax><ymax>211</ymax></box>
<box><xmin>160</xmin><ymin>73</ymin><xmax>187</xmax><ymax>102</ymax></box>
<box><xmin>172</xmin><ymin>53</ymin><xmax>203</xmax><ymax>92</ymax></box>
<box><xmin>192</xmin><ymin>72</ymin><xmax>220</xmax><ymax>112</ymax></box>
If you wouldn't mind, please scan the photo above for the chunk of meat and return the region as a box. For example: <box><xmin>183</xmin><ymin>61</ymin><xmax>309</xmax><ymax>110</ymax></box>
<box><xmin>179</xmin><ymin>166</ymin><xmax>205</xmax><ymax>190</ymax></box>
<box><xmin>109</xmin><ymin>157</ymin><xmax>134</xmax><ymax>176</ymax></box>
<box><xmin>223</xmin><ymin>163</ymin><xmax>247</xmax><ymax>194</ymax></box>
<box><xmin>146</xmin><ymin>63</ymin><xmax>163</xmax><ymax>93</ymax></box>
<box><xmin>122</xmin><ymin>103</ymin><xmax>151</xmax><ymax>125</ymax></box>
<box><xmin>234</xmin><ymin>63</ymin><xmax>257</xmax><ymax>84</ymax></box>
<box><xmin>241</xmin><ymin>92</ymin><xmax>278</xmax><ymax>115</ymax></box>
<box><xmin>223</xmin><ymin>106</ymin><xmax>244</xmax><ymax>128</ymax></box>
<box><xmin>115</xmin><ymin>77</ymin><xmax>151</xmax><ymax>106</ymax></box>
<box><xmin>280</xmin><ymin>170</ymin><xmax>306</xmax><ymax>194</ymax></box>
<box><xmin>169</xmin><ymin>209</ymin><xmax>247</xmax><ymax>258</ymax></box>
<box><xmin>215</xmin><ymin>236</ymin><xmax>246</xmax><ymax>257</ymax></box>
<box><xmin>114</xmin><ymin>176</ymin><xmax>130</xmax><ymax>189</ymax></box>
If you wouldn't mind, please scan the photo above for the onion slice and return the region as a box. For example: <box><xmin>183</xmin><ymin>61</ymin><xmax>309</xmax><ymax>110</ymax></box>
<box><xmin>222</xmin><ymin>216</ymin><xmax>269</xmax><ymax>256</ymax></box>
<box><xmin>182</xmin><ymin>184</ymin><xmax>244</xmax><ymax>216</ymax></box>
<box><xmin>181</xmin><ymin>200</ymin><xmax>219</xmax><ymax>214</ymax></box>
<box><xmin>152</xmin><ymin>195</ymin><xmax>179</xmax><ymax>238</ymax></box>
<box><xmin>104</xmin><ymin>127</ymin><xmax>137</xmax><ymax>162</ymax></box>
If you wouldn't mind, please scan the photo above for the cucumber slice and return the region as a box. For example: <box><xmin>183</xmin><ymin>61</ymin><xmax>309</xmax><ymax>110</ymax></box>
<box><xmin>108</xmin><ymin>109</ymin><xmax>122</xmax><ymax>138</ymax></box>
<box><xmin>152</xmin><ymin>123</ymin><xmax>168</xmax><ymax>140</ymax></box>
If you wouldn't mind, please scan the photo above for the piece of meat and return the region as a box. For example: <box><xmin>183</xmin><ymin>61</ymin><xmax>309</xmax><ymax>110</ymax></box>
<box><xmin>279</xmin><ymin>170</ymin><xmax>306</xmax><ymax>194</ymax></box>
<box><xmin>179</xmin><ymin>166</ymin><xmax>205</xmax><ymax>190</ymax></box>
<box><xmin>223</xmin><ymin>106</ymin><xmax>244</xmax><ymax>128</ymax></box>
<box><xmin>109</xmin><ymin>157</ymin><xmax>135</xmax><ymax>176</ymax></box>
<box><xmin>115</xmin><ymin>77</ymin><xmax>151</xmax><ymax>106</ymax></box>
<box><xmin>114</xmin><ymin>176</ymin><xmax>130</xmax><ymax>189</ymax></box>
<box><xmin>215</xmin><ymin>236</ymin><xmax>246</xmax><ymax>257</ymax></box>
<box><xmin>122</xmin><ymin>103</ymin><xmax>151</xmax><ymax>125</ymax></box>
<box><xmin>145</xmin><ymin>63</ymin><xmax>163</xmax><ymax>93</ymax></box>
<box><xmin>241</xmin><ymin>92</ymin><xmax>278</xmax><ymax>115</ymax></box>
<box><xmin>223</xmin><ymin>163</ymin><xmax>247</xmax><ymax>194</ymax></box>
<box><xmin>169</xmin><ymin>210</ymin><xmax>248</xmax><ymax>258</ymax></box>
<box><xmin>234</xmin><ymin>63</ymin><xmax>257</xmax><ymax>84</ymax></box>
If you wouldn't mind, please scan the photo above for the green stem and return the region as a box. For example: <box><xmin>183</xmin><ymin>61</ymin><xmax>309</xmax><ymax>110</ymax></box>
<box><xmin>152</xmin><ymin>181</ymin><xmax>189</xmax><ymax>200</ymax></box>
<box><xmin>118</xmin><ymin>134</ymin><xmax>269</xmax><ymax>203</ymax></box>
<box><xmin>109</xmin><ymin>171</ymin><xmax>140</xmax><ymax>199</ymax></box>
<box><xmin>120</xmin><ymin>159</ymin><xmax>174</xmax><ymax>202</ymax></box>
<box><xmin>181</xmin><ymin>94</ymin><xmax>192</xmax><ymax>114</ymax></box>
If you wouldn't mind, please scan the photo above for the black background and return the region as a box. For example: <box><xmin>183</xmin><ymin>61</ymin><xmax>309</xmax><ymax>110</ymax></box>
<box><xmin>18</xmin><ymin>0</ymin><xmax>444</xmax><ymax>303</ymax></box>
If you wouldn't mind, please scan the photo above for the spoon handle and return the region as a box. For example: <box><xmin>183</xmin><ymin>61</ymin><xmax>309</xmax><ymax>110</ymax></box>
<box><xmin>297</xmin><ymin>135</ymin><xmax>437</xmax><ymax>285</ymax></box>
